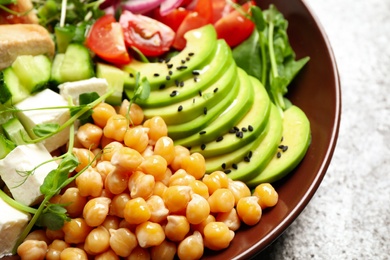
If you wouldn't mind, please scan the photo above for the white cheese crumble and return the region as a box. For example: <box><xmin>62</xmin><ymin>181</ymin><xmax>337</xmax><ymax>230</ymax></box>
<box><xmin>16</xmin><ymin>88</ymin><xmax>70</xmax><ymax>152</ymax></box>
<box><xmin>58</xmin><ymin>77</ymin><xmax>108</xmax><ymax>105</ymax></box>
<box><xmin>0</xmin><ymin>143</ymin><xmax>58</xmax><ymax>206</ymax></box>
<box><xmin>0</xmin><ymin>197</ymin><xmax>30</xmax><ymax>258</ymax></box>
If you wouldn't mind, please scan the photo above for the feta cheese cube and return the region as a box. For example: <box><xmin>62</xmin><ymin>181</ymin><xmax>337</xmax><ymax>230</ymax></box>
<box><xmin>16</xmin><ymin>88</ymin><xmax>70</xmax><ymax>152</ymax></box>
<box><xmin>0</xmin><ymin>143</ymin><xmax>58</xmax><ymax>206</ymax></box>
<box><xmin>58</xmin><ymin>77</ymin><xmax>108</xmax><ymax>105</ymax></box>
<box><xmin>0</xmin><ymin>197</ymin><xmax>30</xmax><ymax>258</ymax></box>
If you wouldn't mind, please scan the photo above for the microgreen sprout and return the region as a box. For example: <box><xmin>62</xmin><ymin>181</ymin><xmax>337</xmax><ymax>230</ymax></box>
<box><xmin>10</xmin><ymin>92</ymin><xmax>108</xmax><ymax>253</ymax></box>
<box><xmin>126</xmin><ymin>72</ymin><xmax>150</xmax><ymax>125</ymax></box>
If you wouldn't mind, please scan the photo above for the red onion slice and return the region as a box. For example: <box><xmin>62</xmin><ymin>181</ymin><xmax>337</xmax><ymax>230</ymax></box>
<box><xmin>159</xmin><ymin>0</ymin><xmax>185</xmax><ymax>16</ymax></box>
<box><xmin>122</xmin><ymin>0</ymin><xmax>165</xmax><ymax>14</ymax></box>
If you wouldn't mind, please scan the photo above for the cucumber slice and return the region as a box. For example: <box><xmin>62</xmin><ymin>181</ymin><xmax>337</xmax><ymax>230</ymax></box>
<box><xmin>0</xmin><ymin>67</ymin><xmax>29</xmax><ymax>105</ymax></box>
<box><xmin>0</xmin><ymin>134</ymin><xmax>16</xmax><ymax>159</ymax></box>
<box><xmin>60</xmin><ymin>43</ymin><xmax>94</xmax><ymax>82</ymax></box>
<box><xmin>96</xmin><ymin>63</ymin><xmax>128</xmax><ymax>105</ymax></box>
<box><xmin>11</xmin><ymin>55</ymin><xmax>51</xmax><ymax>93</ymax></box>
<box><xmin>50</xmin><ymin>53</ymin><xmax>65</xmax><ymax>85</ymax></box>
<box><xmin>1</xmin><ymin>117</ymin><xmax>31</xmax><ymax>145</ymax></box>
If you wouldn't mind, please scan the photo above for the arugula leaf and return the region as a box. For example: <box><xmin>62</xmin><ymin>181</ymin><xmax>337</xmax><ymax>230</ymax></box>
<box><xmin>232</xmin><ymin>30</ymin><xmax>262</xmax><ymax>81</ymax></box>
<box><xmin>232</xmin><ymin>4</ymin><xmax>310</xmax><ymax>113</ymax></box>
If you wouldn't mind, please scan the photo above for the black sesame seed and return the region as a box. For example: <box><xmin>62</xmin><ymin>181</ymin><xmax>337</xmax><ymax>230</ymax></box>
<box><xmin>281</xmin><ymin>136</ymin><xmax>284</xmax><ymax>142</ymax></box>
<box><xmin>192</xmin><ymin>70</ymin><xmax>200</xmax><ymax>76</ymax></box>
<box><xmin>167</xmin><ymin>63</ymin><xmax>173</xmax><ymax>69</ymax></box>
<box><xmin>239</xmin><ymin>132</ymin><xmax>244</xmax><ymax>138</ymax></box>
<box><xmin>188</xmin><ymin>52</ymin><xmax>194</xmax><ymax>56</ymax></box>
<box><xmin>232</xmin><ymin>163</ymin><xmax>238</xmax><ymax>169</ymax></box>
<box><xmin>278</xmin><ymin>145</ymin><xmax>285</xmax><ymax>149</ymax></box>
<box><xmin>229</xmin><ymin>128</ymin><xmax>237</xmax><ymax>134</ymax></box>
<box><xmin>244</xmin><ymin>156</ymin><xmax>250</xmax><ymax>162</ymax></box>
<box><xmin>277</xmin><ymin>152</ymin><xmax>282</xmax><ymax>158</ymax></box>
<box><xmin>198</xmin><ymin>90</ymin><xmax>202</xmax><ymax>96</ymax></box>
<box><xmin>169</xmin><ymin>70</ymin><xmax>173</xmax><ymax>75</ymax></box>
<box><xmin>216</xmin><ymin>136</ymin><xmax>223</xmax><ymax>142</ymax></box>
<box><xmin>201</xmin><ymin>144</ymin><xmax>206</xmax><ymax>150</ymax></box>
<box><xmin>234</xmin><ymin>126</ymin><xmax>239</xmax><ymax>131</ymax></box>
<box><xmin>203</xmin><ymin>107</ymin><xmax>208</xmax><ymax>115</ymax></box>
<box><xmin>166</xmin><ymin>75</ymin><xmax>171</xmax><ymax>80</ymax></box>
<box><xmin>175</xmin><ymin>80</ymin><xmax>180</xmax><ymax>87</ymax></box>
<box><xmin>213</xmin><ymin>88</ymin><xmax>218</xmax><ymax>93</ymax></box>
<box><xmin>248</xmin><ymin>125</ymin><xmax>254</xmax><ymax>132</ymax></box>
<box><xmin>179</xmin><ymin>81</ymin><xmax>184</xmax><ymax>87</ymax></box>
<box><xmin>282</xmin><ymin>145</ymin><xmax>288</xmax><ymax>152</ymax></box>
<box><xmin>129</xmin><ymin>73</ymin><xmax>134</xmax><ymax>78</ymax></box>
<box><xmin>181</xmin><ymin>59</ymin><xmax>186</xmax><ymax>64</ymax></box>
<box><xmin>178</xmin><ymin>105</ymin><xmax>183</xmax><ymax>112</ymax></box>
<box><xmin>242</xmin><ymin>127</ymin><xmax>248</xmax><ymax>132</ymax></box>
<box><xmin>199</xmin><ymin>130</ymin><xmax>206</xmax><ymax>135</ymax></box>
<box><xmin>186</xmin><ymin>57</ymin><xmax>190</xmax><ymax>61</ymax></box>
<box><xmin>153</xmin><ymin>73</ymin><xmax>159</xmax><ymax>77</ymax></box>
<box><xmin>221</xmin><ymin>163</ymin><xmax>226</xmax><ymax>169</ymax></box>
<box><xmin>224</xmin><ymin>169</ymin><xmax>232</xmax><ymax>174</ymax></box>
<box><xmin>159</xmin><ymin>84</ymin><xmax>166</xmax><ymax>89</ymax></box>
<box><xmin>177</xmin><ymin>65</ymin><xmax>188</xmax><ymax>70</ymax></box>
<box><xmin>248</xmin><ymin>151</ymin><xmax>253</xmax><ymax>158</ymax></box>
<box><xmin>170</xmin><ymin>90</ymin><xmax>177</xmax><ymax>97</ymax></box>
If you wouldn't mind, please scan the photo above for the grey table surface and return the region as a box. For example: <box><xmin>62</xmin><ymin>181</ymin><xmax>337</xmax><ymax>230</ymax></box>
<box><xmin>257</xmin><ymin>0</ymin><xmax>390</xmax><ymax>259</ymax></box>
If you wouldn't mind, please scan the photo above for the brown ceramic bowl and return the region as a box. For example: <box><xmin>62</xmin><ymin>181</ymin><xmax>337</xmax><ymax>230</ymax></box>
<box><xmin>202</xmin><ymin>0</ymin><xmax>341</xmax><ymax>259</ymax></box>
<box><xmin>2</xmin><ymin>0</ymin><xmax>340</xmax><ymax>259</ymax></box>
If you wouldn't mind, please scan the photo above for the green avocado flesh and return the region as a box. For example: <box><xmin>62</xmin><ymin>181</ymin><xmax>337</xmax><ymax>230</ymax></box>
<box><xmin>246</xmin><ymin>105</ymin><xmax>311</xmax><ymax>187</ymax></box>
<box><xmin>190</xmin><ymin>76</ymin><xmax>271</xmax><ymax>157</ymax></box>
<box><xmin>125</xmin><ymin>25</ymin><xmax>311</xmax><ymax>184</ymax></box>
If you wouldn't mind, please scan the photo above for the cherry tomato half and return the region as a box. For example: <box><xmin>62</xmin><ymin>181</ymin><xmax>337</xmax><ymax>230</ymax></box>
<box><xmin>214</xmin><ymin>1</ymin><xmax>255</xmax><ymax>47</ymax></box>
<box><xmin>153</xmin><ymin>7</ymin><xmax>190</xmax><ymax>32</ymax></box>
<box><xmin>172</xmin><ymin>0</ymin><xmax>213</xmax><ymax>50</ymax></box>
<box><xmin>119</xmin><ymin>10</ymin><xmax>175</xmax><ymax>57</ymax></box>
<box><xmin>86</xmin><ymin>14</ymin><xmax>131</xmax><ymax>65</ymax></box>
<box><xmin>211</xmin><ymin>0</ymin><xmax>237</xmax><ymax>24</ymax></box>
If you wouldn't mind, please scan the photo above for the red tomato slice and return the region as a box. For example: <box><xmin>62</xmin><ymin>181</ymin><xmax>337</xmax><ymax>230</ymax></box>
<box><xmin>86</xmin><ymin>14</ymin><xmax>131</xmax><ymax>65</ymax></box>
<box><xmin>172</xmin><ymin>0</ymin><xmax>213</xmax><ymax>50</ymax></box>
<box><xmin>211</xmin><ymin>0</ymin><xmax>237</xmax><ymax>24</ymax></box>
<box><xmin>119</xmin><ymin>10</ymin><xmax>175</xmax><ymax>57</ymax></box>
<box><xmin>153</xmin><ymin>7</ymin><xmax>190</xmax><ymax>32</ymax></box>
<box><xmin>214</xmin><ymin>1</ymin><xmax>255</xmax><ymax>47</ymax></box>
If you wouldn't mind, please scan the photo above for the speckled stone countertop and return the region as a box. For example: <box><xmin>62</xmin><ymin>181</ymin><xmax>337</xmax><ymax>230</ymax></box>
<box><xmin>257</xmin><ymin>0</ymin><xmax>390</xmax><ymax>259</ymax></box>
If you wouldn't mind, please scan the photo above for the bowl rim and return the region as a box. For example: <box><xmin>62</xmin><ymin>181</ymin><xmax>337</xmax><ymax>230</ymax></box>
<box><xmin>234</xmin><ymin>0</ymin><xmax>342</xmax><ymax>258</ymax></box>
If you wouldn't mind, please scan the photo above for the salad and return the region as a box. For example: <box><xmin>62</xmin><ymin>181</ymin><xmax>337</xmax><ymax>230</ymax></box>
<box><xmin>0</xmin><ymin>0</ymin><xmax>311</xmax><ymax>259</ymax></box>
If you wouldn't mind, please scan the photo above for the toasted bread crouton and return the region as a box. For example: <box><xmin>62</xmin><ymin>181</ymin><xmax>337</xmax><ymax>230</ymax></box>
<box><xmin>0</xmin><ymin>0</ymin><xmax>38</xmax><ymax>24</ymax></box>
<box><xmin>0</xmin><ymin>24</ymin><xmax>55</xmax><ymax>70</ymax></box>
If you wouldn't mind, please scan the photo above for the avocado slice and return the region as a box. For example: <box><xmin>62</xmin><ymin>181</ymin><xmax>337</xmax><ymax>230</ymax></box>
<box><xmin>225</xmin><ymin>104</ymin><xmax>283</xmax><ymax>182</ymax></box>
<box><xmin>125</xmin><ymin>40</ymin><xmax>233</xmax><ymax>108</ymax></box>
<box><xmin>205</xmin><ymin>117</ymin><xmax>270</xmax><ymax>173</ymax></box>
<box><xmin>142</xmin><ymin>61</ymin><xmax>237</xmax><ymax>125</ymax></box>
<box><xmin>174</xmin><ymin>68</ymin><xmax>255</xmax><ymax>147</ymax></box>
<box><xmin>190</xmin><ymin>76</ymin><xmax>271</xmax><ymax>157</ymax></box>
<box><xmin>168</xmin><ymin>73</ymin><xmax>240</xmax><ymax>139</ymax></box>
<box><xmin>246</xmin><ymin>105</ymin><xmax>311</xmax><ymax>186</ymax></box>
<box><xmin>122</xmin><ymin>24</ymin><xmax>218</xmax><ymax>91</ymax></box>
